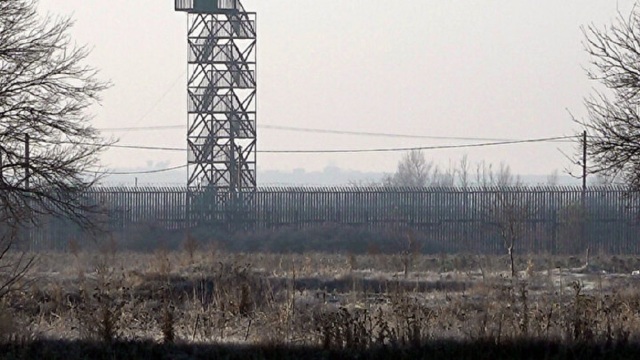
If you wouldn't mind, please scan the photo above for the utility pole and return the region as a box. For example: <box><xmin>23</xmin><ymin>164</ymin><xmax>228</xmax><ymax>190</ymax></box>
<box><xmin>581</xmin><ymin>130</ymin><xmax>589</xmax><ymax>265</ymax></box>
<box><xmin>582</xmin><ymin>130</ymin><xmax>587</xmax><ymax>192</ymax></box>
<box><xmin>25</xmin><ymin>134</ymin><xmax>30</xmax><ymax>190</ymax></box>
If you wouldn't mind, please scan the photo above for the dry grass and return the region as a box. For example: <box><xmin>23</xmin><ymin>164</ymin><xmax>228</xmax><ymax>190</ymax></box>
<box><xmin>3</xmin><ymin>249</ymin><xmax>640</xmax><ymax>357</ymax></box>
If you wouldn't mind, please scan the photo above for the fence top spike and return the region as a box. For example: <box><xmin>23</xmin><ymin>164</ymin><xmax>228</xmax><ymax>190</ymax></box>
<box><xmin>61</xmin><ymin>184</ymin><xmax>640</xmax><ymax>197</ymax></box>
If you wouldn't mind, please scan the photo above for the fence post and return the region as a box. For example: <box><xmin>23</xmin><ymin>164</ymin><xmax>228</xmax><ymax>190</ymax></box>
<box><xmin>551</xmin><ymin>209</ymin><xmax>558</xmax><ymax>255</ymax></box>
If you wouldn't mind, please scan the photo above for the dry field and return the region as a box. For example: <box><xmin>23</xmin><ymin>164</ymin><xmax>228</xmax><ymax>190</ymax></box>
<box><xmin>3</xmin><ymin>244</ymin><xmax>640</xmax><ymax>359</ymax></box>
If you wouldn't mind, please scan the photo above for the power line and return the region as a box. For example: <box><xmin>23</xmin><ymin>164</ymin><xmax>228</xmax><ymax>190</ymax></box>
<box><xmin>88</xmin><ymin>135</ymin><xmax>576</xmax><ymax>175</ymax></box>
<box><xmin>97</xmin><ymin>123</ymin><xmax>572</xmax><ymax>143</ymax></box>
<box><xmin>58</xmin><ymin>141</ymin><xmax>184</xmax><ymax>152</ymax></box>
<box><xmin>99</xmin><ymin>135</ymin><xmax>576</xmax><ymax>153</ymax></box>
<box><xmin>260</xmin><ymin>124</ymin><xmax>519</xmax><ymax>142</ymax></box>
<box><xmin>105</xmin><ymin>144</ymin><xmax>185</xmax><ymax>151</ymax></box>
<box><xmin>259</xmin><ymin>136</ymin><xmax>575</xmax><ymax>153</ymax></box>
<box><xmin>103</xmin><ymin>164</ymin><xmax>188</xmax><ymax>175</ymax></box>
<box><xmin>98</xmin><ymin>125</ymin><xmax>183</xmax><ymax>131</ymax></box>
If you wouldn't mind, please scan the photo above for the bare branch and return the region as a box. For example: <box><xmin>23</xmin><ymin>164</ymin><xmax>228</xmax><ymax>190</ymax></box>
<box><xmin>0</xmin><ymin>0</ymin><xmax>111</xmax><ymax>297</ymax></box>
<box><xmin>577</xmin><ymin>6</ymin><xmax>640</xmax><ymax>189</ymax></box>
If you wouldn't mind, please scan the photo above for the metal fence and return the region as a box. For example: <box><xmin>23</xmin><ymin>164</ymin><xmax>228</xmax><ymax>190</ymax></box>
<box><xmin>27</xmin><ymin>186</ymin><xmax>640</xmax><ymax>254</ymax></box>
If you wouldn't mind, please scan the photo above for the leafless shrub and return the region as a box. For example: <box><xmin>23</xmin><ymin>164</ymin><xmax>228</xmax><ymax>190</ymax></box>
<box><xmin>73</xmin><ymin>255</ymin><xmax>128</xmax><ymax>343</ymax></box>
<box><xmin>160</xmin><ymin>294</ymin><xmax>175</xmax><ymax>344</ymax></box>
<box><xmin>183</xmin><ymin>234</ymin><xmax>199</xmax><ymax>265</ymax></box>
<box><xmin>0</xmin><ymin>303</ymin><xmax>18</xmax><ymax>343</ymax></box>
<box><xmin>313</xmin><ymin>307</ymin><xmax>370</xmax><ymax>350</ymax></box>
<box><xmin>68</xmin><ymin>238</ymin><xmax>81</xmax><ymax>258</ymax></box>
<box><xmin>153</xmin><ymin>248</ymin><xmax>172</xmax><ymax>278</ymax></box>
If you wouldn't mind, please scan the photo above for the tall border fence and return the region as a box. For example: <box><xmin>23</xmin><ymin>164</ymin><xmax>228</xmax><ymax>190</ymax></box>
<box><xmin>27</xmin><ymin>186</ymin><xmax>640</xmax><ymax>254</ymax></box>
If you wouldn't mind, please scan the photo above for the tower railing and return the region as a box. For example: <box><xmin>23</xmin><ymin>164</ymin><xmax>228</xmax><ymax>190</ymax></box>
<box><xmin>175</xmin><ymin>0</ymin><xmax>194</xmax><ymax>11</ymax></box>
<box><xmin>175</xmin><ymin>0</ymin><xmax>241</xmax><ymax>13</ymax></box>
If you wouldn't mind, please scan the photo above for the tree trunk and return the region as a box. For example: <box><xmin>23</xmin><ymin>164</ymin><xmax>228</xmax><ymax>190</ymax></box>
<box><xmin>508</xmin><ymin>245</ymin><xmax>516</xmax><ymax>278</ymax></box>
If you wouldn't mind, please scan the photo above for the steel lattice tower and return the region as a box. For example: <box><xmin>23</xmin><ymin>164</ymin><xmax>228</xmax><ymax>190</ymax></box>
<box><xmin>175</xmin><ymin>0</ymin><xmax>256</xmax><ymax>225</ymax></box>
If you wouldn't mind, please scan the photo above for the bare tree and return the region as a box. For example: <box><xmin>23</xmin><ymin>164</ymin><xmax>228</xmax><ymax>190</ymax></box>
<box><xmin>432</xmin><ymin>160</ymin><xmax>456</xmax><ymax>186</ymax></box>
<box><xmin>388</xmin><ymin>154</ymin><xmax>523</xmax><ymax>188</ymax></box>
<box><xmin>577</xmin><ymin>5</ymin><xmax>640</xmax><ymax>189</ymax></box>
<box><xmin>495</xmin><ymin>162</ymin><xmax>520</xmax><ymax>187</ymax></box>
<box><xmin>385</xmin><ymin>150</ymin><xmax>432</xmax><ymax>187</ymax></box>
<box><xmin>473</xmin><ymin>161</ymin><xmax>526</xmax><ymax>277</ymax></box>
<box><xmin>0</xmin><ymin>0</ymin><xmax>110</xmax><ymax>297</ymax></box>
<box><xmin>386</xmin><ymin>151</ymin><xmax>466</xmax><ymax>187</ymax></box>
<box><xmin>488</xmin><ymin>193</ymin><xmax>532</xmax><ymax>278</ymax></box>
<box><xmin>475</xmin><ymin>161</ymin><xmax>495</xmax><ymax>187</ymax></box>
<box><xmin>387</xmin><ymin>153</ymin><xmax>530</xmax><ymax>275</ymax></box>
<box><xmin>457</xmin><ymin>155</ymin><xmax>470</xmax><ymax>188</ymax></box>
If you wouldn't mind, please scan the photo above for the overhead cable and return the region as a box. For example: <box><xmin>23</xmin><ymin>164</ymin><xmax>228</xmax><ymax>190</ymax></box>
<box><xmin>98</xmin><ymin>123</ymin><xmax>572</xmax><ymax>143</ymax></box>
<box><xmin>97</xmin><ymin>135</ymin><xmax>575</xmax><ymax>153</ymax></box>
<box><xmin>101</xmin><ymin>164</ymin><xmax>188</xmax><ymax>175</ymax></box>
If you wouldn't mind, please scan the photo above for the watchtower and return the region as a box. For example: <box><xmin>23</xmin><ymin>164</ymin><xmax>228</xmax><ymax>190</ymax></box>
<box><xmin>175</xmin><ymin>0</ymin><xmax>257</xmax><ymax>225</ymax></box>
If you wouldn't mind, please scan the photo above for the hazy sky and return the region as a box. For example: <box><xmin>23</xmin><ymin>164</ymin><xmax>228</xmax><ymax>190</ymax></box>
<box><xmin>37</xmin><ymin>0</ymin><xmax>636</xmax><ymax>177</ymax></box>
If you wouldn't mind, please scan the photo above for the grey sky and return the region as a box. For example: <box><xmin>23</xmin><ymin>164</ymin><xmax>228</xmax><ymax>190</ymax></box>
<box><xmin>37</xmin><ymin>0</ymin><xmax>636</xmax><ymax>177</ymax></box>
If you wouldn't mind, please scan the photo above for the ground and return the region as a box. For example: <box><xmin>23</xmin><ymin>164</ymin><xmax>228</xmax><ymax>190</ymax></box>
<box><xmin>3</xmin><ymin>247</ymin><xmax>640</xmax><ymax>359</ymax></box>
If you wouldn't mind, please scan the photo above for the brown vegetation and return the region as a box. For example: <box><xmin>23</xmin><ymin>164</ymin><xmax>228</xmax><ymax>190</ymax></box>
<box><xmin>2</xmin><ymin>248</ymin><xmax>640</xmax><ymax>358</ymax></box>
